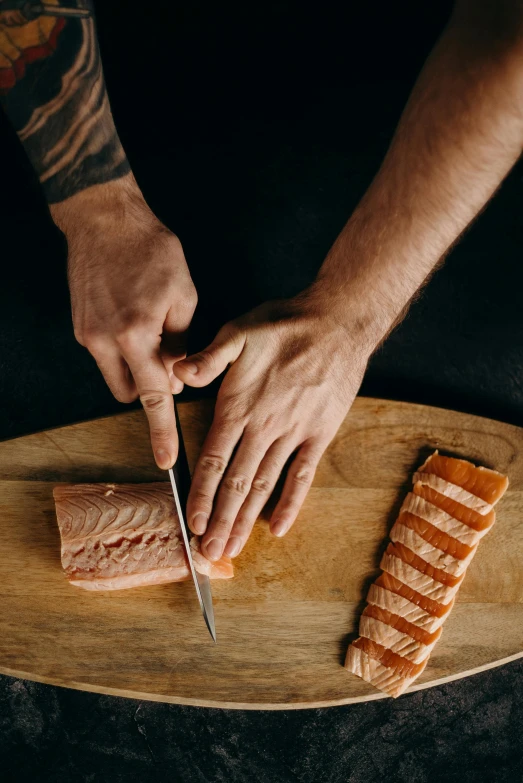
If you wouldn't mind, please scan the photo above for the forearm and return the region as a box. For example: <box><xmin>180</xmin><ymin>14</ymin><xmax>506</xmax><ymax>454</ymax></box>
<box><xmin>0</xmin><ymin>1</ymin><xmax>129</xmax><ymax>205</ymax></box>
<box><xmin>316</xmin><ymin>0</ymin><xmax>523</xmax><ymax>346</ymax></box>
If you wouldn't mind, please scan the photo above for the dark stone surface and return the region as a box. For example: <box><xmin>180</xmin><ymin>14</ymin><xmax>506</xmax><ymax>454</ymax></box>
<box><xmin>1</xmin><ymin>1</ymin><xmax>522</xmax><ymax>780</ymax></box>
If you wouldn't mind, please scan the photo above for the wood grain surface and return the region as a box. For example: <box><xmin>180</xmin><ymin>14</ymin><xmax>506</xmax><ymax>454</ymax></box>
<box><xmin>0</xmin><ymin>398</ymin><xmax>522</xmax><ymax>709</ymax></box>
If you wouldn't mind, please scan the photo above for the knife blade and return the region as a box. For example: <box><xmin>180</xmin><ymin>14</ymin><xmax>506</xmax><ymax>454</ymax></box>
<box><xmin>167</xmin><ymin>406</ymin><xmax>216</xmax><ymax>643</ymax></box>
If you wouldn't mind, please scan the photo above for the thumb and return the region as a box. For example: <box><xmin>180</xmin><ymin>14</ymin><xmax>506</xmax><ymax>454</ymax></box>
<box><xmin>172</xmin><ymin>322</ymin><xmax>245</xmax><ymax>387</ymax></box>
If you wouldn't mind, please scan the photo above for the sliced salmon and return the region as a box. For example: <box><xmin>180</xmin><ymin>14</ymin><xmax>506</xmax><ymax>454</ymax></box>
<box><xmin>53</xmin><ymin>483</ymin><xmax>234</xmax><ymax>590</ymax></box>
<box><xmin>345</xmin><ymin>643</ymin><xmax>428</xmax><ymax>699</ymax></box>
<box><xmin>397</xmin><ymin>511</ymin><xmax>476</xmax><ymax>561</ymax></box>
<box><xmin>347</xmin><ymin>637</ymin><xmax>429</xmax><ymax>697</ymax></box>
<box><xmin>401</xmin><ymin>492</ymin><xmax>487</xmax><ymax>547</ymax></box>
<box><xmin>363</xmin><ymin>604</ymin><xmax>442</xmax><ymax>646</ymax></box>
<box><xmin>367</xmin><ymin>583</ymin><xmax>448</xmax><ymax>632</ymax></box>
<box><xmin>344</xmin><ymin>451</ymin><xmax>509</xmax><ymax>698</ymax></box>
<box><xmin>412</xmin><ymin>472</ymin><xmax>493</xmax><ymax>514</ymax></box>
<box><xmin>390</xmin><ymin>521</ymin><xmax>475</xmax><ymax>576</ymax></box>
<box><xmin>417</xmin><ymin>451</ymin><xmax>508</xmax><ymax>506</ymax></box>
<box><xmin>374</xmin><ymin>572</ymin><xmax>454</xmax><ymax>616</ymax></box>
<box><xmin>412</xmin><ymin>483</ymin><xmax>495</xmax><ymax>531</ymax></box>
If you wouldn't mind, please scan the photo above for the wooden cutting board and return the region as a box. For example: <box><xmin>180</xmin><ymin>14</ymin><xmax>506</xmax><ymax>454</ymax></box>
<box><xmin>0</xmin><ymin>397</ymin><xmax>522</xmax><ymax>709</ymax></box>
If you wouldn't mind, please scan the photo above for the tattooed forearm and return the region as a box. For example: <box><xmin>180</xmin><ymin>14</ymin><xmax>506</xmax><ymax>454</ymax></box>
<box><xmin>0</xmin><ymin>0</ymin><xmax>130</xmax><ymax>203</ymax></box>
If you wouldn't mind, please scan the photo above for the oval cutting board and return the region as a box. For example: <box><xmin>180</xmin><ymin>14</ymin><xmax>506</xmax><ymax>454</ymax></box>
<box><xmin>0</xmin><ymin>398</ymin><xmax>522</xmax><ymax>709</ymax></box>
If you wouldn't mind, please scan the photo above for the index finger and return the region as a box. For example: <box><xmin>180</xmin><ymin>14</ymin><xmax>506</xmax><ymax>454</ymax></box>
<box><xmin>125</xmin><ymin>349</ymin><xmax>178</xmax><ymax>470</ymax></box>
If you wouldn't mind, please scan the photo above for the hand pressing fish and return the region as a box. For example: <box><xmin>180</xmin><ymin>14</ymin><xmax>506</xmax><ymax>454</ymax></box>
<box><xmin>344</xmin><ymin>451</ymin><xmax>509</xmax><ymax>698</ymax></box>
<box><xmin>53</xmin><ymin>483</ymin><xmax>234</xmax><ymax>591</ymax></box>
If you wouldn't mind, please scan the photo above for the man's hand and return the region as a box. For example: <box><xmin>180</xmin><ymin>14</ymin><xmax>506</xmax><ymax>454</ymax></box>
<box><xmin>172</xmin><ymin>291</ymin><xmax>374</xmax><ymax>560</ymax></box>
<box><xmin>50</xmin><ymin>176</ymin><xmax>198</xmax><ymax>469</ymax></box>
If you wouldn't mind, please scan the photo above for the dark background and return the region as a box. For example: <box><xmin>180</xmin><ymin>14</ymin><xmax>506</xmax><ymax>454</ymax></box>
<box><xmin>1</xmin><ymin>1</ymin><xmax>522</xmax><ymax>780</ymax></box>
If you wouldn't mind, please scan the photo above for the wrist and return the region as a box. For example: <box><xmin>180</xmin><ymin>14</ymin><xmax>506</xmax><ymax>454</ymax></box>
<box><xmin>49</xmin><ymin>173</ymin><xmax>154</xmax><ymax>236</ymax></box>
<box><xmin>311</xmin><ymin>212</ymin><xmax>426</xmax><ymax>350</ymax></box>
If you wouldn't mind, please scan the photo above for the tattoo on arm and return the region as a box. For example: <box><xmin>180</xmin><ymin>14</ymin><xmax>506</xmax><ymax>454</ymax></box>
<box><xmin>0</xmin><ymin>0</ymin><xmax>130</xmax><ymax>203</ymax></box>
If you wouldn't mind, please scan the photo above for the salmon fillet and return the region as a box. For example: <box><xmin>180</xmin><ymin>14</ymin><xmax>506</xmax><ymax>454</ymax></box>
<box><xmin>53</xmin><ymin>483</ymin><xmax>233</xmax><ymax>590</ymax></box>
<box><xmin>345</xmin><ymin>451</ymin><xmax>508</xmax><ymax>697</ymax></box>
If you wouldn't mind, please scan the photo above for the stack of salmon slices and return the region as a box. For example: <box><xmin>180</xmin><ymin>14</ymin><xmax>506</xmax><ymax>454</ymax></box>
<box><xmin>344</xmin><ymin>451</ymin><xmax>509</xmax><ymax>697</ymax></box>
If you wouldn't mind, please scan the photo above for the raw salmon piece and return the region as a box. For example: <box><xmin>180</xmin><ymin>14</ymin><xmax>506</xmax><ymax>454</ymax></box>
<box><xmin>412</xmin><ymin>472</ymin><xmax>493</xmax><ymax>514</ymax></box>
<box><xmin>53</xmin><ymin>483</ymin><xmax>233</xmax><ymax>591</ymax></box>
<box><xmin>345</xmin><ymin>450</ymin><xmax>508</xmax><ymax>698</ymax></box>
<box><xmin>397</xmin><ymin>511</ymin><xmax>476</xmax><ymax>561</ymax></box>
<box><xmin>390</xmin><ymin>522</ymin><xmax>475</xmax><ymax>576</ymax></box>
<box><xmin>401</xmin><ymin>492</ymin><xmax>487</xmax><ymax>547</ymax></box>
<box><xmin>345</xmin><ymin>643</ymin><xmax>427</xmax><ymax>698</ymax></box>
<box><xmin>385</xmin><ymin>542</ymin><xmax>463</xmax><ymax>587</ymax></box>
<box><xmin>363</xmin><ymin>604</ymin><xmax>442</xmax><ymax>646</ymax></box>
<box><xmin>412</xmin><ymin>483</ymin><xmax>495</xmax><ymax>531</ymax></box>
<box><xmin>367</xmin><ymin>583</ymin><xmax>448</xmax><ymax>632</ymax></box>
<box><xmin>380</xmin><ymin>545</ymin><xmax>461</xmax><ymax>604</ymax></box>
<box><xmin>375</xmin><ymin>572</ymin><xmax>454</xmax><ymax>616</ymax></box>
<box><xmin>358</xmin><ymin>615</ymin><xmax>435</xmax><ymax>663</ymax></box>
<box><xmin>417</xmin><ymin>451</ymin><xmax>509</xmax><ymax>505</ymax></box>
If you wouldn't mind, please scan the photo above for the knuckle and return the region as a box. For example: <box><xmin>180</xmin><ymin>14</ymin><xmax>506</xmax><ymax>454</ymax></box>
<box><xmin>292</xmin><ymin>462</ymin><xmax>315</xmax><ymax>487</ymax></box>
<box><xmin>216</xmin><ymin>395</ymin><xmax>245</xmax><ymax>426</ymax></box>
<box><xmin>115</xmin><ymin>327</ymin><xmax>147</xmax><ymax>354</ymax></box>
<box><xmin>251</xmin><ymin>476</ymin><xmax>272</xmax><ymax>494</ymax></box>
<box><xmin>184</xmin><ymin>288</ymin><xmax>198</xmax><ymax>313</ymax></box>
<box><xmin>200</xmin><ymin>454</ymin><xmax>227</xmax><ymax>476</ymax></box>
<box><xmin>223</xmin><ymin>474</ymin><xmax>250</xmax><ymax>496</ymax></box>
<box><xmin>140</xmin><ymin>392</ymin><xmax>171</xmax><ymax>413</ymax></box>
<box><xmin>80</xmin><ymin>330</ymin><xmax>105</xmax><ymax>353</ymax></box>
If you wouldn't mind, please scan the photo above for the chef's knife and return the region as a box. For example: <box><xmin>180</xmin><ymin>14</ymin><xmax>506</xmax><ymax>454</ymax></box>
<box><xmin>168</xmin><ymin>404</ymin><xmax>216</xmax><ymax>643</ymax></box>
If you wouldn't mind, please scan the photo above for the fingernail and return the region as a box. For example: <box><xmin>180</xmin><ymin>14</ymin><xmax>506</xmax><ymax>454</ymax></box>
<box><xmin>205</xmin><ymin>538</ymin><xmax>224</xmax><ymax>561</ymax></box>
<box><xmin>180</xmin><ymin>361</ymin><xmax>199</xmax><ymax>375</ymax></box>
<box><xmin>271</xmin><ymin>518</ymin><xmax>289</xmax><ymax>538</ymax></box>
<box><xmin>192</xmin><ymin>513</ymin><xmax>208</xmax><ymax>535</ymax></box>
<box><xmin>224</xmin><ymin>536</ymin><xmax>242</xmax><ymax>558</ymax></box>
<box><xmin>155</xmin><ymin>448</ymin><xmax>172</xmax><ymax>470</ymax></box>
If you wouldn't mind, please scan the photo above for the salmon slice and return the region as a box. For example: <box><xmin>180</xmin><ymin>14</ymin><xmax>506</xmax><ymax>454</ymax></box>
<box><xmin>375</xmin><ymin>572</ymin><xmax>454</xmax><ymax>616</ymax></box>
<box><xmin>412</xmin><ymin>472</ymin><xmax>493</xmax><ymax>514</ymax></box>
<box><xmin>345</xmin><ymin>450</ymin><xmax>508</xmax><ymax>698</ymax></box>
<box><xmin>397</xmin><ymin>511</ymin><xmax>476</xmax><ymax>561</ymax></box>
<box><xmin>345</xmin><ymin>637</ymin><xmax>429</xmax><ymax>696</ymax></box>
<box><xmin>53</xmin><ymin>483</ymin><xmax>233</xmax><ymax>590</ymax></box>
<box><xmin>380</xmin><ymin>552</ymin><xmax>459</xmax><ymax>604</ymax></box>
<box><xmin>363</xmin><ymin>604</ymin><xmax>442</xmax><ymax>646</ymax></box>
<box><xmin>367</xmin><ymin>583</ymin><xmax>448</xmax><ymax>632</ymax></box>
<box><xmin>412</xmin><ymin>483</ymin><xmax>495</xmax><ymax>531</ymax></box>
<box><xmin>385</xmin><ymin>542</ymin><xmax>463</xmax><ymax>587</ymax></box>
<box><xmin>358</xmin><ymin>615</ymin><xmax>435</xmax><ymax>663</ymax></box>
<box><xmin>390</xmin><ymin>522</ymin><xmax>475</xmax><ymax>576</ymax></box>
<box><xmin>345</xmin><ymin>643</ymin><xmax>428</xmax><ymax>698</ymax></box>
<box><xmin>417</xmin><ymin>451</ymin><xmax>509</xmax><ymax>506</ymax></box>
<box><xmin>401</xmin><ymin>492</ymin><xmax>487</xmax><ymax>547</ymax></box>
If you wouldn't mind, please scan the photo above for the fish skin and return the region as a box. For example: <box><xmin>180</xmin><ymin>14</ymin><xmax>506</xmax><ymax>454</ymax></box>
<box><xmin>53</xmin><ymin>482</ymin><xmax>233</xmax><ymax>590</ymax></box>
